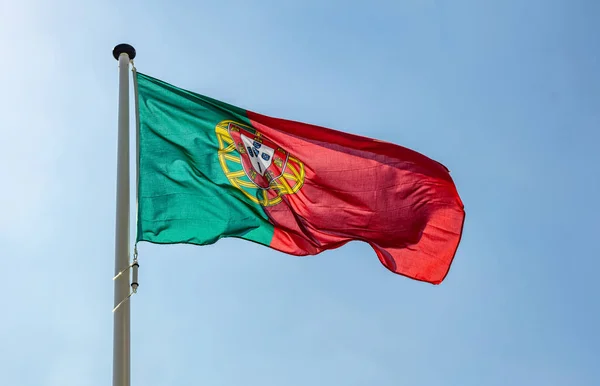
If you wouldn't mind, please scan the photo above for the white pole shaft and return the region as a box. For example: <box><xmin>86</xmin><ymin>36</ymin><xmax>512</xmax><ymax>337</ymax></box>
<box><xmin>113</xmin><ymin>52</ymin><xmax>131</xmax><ymax>386</ymax></box>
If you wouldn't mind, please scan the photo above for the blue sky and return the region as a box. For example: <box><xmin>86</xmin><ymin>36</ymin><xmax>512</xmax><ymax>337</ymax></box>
<box><xmin>1</xmin><ymin>0</ymin><xmax>598</xmax><ymax>385</ymax></box>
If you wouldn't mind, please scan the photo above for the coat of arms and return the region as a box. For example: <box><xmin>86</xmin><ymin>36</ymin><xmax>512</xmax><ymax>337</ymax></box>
<box><xmin>216</xmin><ymin>120</ymin><xmax>305</xmax><ymax>206</ymax></box>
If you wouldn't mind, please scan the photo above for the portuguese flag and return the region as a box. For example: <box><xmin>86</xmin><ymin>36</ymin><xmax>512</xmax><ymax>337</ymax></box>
<box><xmin>135</xmin><ymin>72</ymin><xmax>465</xmax><ymax>284</ymax></box>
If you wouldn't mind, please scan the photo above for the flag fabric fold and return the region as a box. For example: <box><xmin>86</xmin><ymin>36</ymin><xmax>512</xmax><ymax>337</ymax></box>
<box><xmin>135</xmin><ymin>72</ymin><xmax>465</xmax><ymax>284</ymax></box>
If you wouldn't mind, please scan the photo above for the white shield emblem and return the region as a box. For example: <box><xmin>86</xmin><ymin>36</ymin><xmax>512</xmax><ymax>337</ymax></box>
<box><xmin>241</xmin><ymin>133</ymin><xmax>274</xmax><ymax>176</ymax></box>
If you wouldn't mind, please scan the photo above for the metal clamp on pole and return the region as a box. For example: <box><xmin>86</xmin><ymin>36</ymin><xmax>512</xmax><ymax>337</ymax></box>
<box><xmin>112</xmin><ymin>255</ymin><xmax>140</xmax><ymax>313</ymax></box>
<box><xmin>131</xmin><ymin>249</ymin><xmax>139</xmax><ymax>293</ymax></box>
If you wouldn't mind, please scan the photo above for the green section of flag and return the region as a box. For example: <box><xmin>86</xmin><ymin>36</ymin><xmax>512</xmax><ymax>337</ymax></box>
<box><xmin>135</xmin><ymin>72</ymin><xmax>274</xmax><ymax>246</ymax></box>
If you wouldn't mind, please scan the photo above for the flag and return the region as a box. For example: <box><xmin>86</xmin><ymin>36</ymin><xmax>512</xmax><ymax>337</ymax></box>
<box><xmin>135</xmin><ymin>72</ymin><xmax>465</xmax><ymax>284</ymax></box>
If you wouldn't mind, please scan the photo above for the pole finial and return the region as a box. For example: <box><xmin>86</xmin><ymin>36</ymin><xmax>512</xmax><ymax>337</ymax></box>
<box><xmin>113</xmin><ymin>43</ymin><xmax>136</xmax><ymax>60</ymax></box>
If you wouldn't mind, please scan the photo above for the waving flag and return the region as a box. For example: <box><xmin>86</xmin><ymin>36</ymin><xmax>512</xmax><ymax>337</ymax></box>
<box><xmin>135</xmin><ymin>72</ymin><xmax>465</xmax><ymax>284</ymax></box>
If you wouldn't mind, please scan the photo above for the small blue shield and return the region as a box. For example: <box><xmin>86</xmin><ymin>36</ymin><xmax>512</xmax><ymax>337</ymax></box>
<box><xmin>247</xmin><ymin>147</ymin><xmax>259</xmax><ymax>157</ymax></box>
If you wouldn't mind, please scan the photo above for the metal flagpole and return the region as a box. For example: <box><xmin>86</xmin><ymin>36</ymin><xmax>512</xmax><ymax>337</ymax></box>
<box><xmin>112</xmin><ymin>43</ymin><xmax>136</xmax><ymax>386</ymax></box>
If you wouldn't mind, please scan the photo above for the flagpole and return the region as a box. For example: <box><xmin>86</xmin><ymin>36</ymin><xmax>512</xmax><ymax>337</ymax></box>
<box><xmin>112</xmin><ymin>43</ymin><xmax>136</xmax><ymax>386</ymax></box>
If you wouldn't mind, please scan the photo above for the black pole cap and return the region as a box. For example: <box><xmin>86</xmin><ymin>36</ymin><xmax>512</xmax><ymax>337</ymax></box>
<box><xmin>112</xmin><ymin>43</ymin><xmax>136</xmax><ymax>60</ymax></box>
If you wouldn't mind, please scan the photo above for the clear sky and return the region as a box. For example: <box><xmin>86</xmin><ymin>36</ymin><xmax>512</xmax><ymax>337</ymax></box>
<box><xmin>1</xmin><ymin>0</ymin><xmax>598</xmax><ymax>385</ymax></box>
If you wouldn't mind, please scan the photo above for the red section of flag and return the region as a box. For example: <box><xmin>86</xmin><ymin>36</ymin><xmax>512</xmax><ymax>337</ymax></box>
<box><xmin>247</xmin><ymin>112</ymin><xmax>465</xmax><ymax>284</ymax></box>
